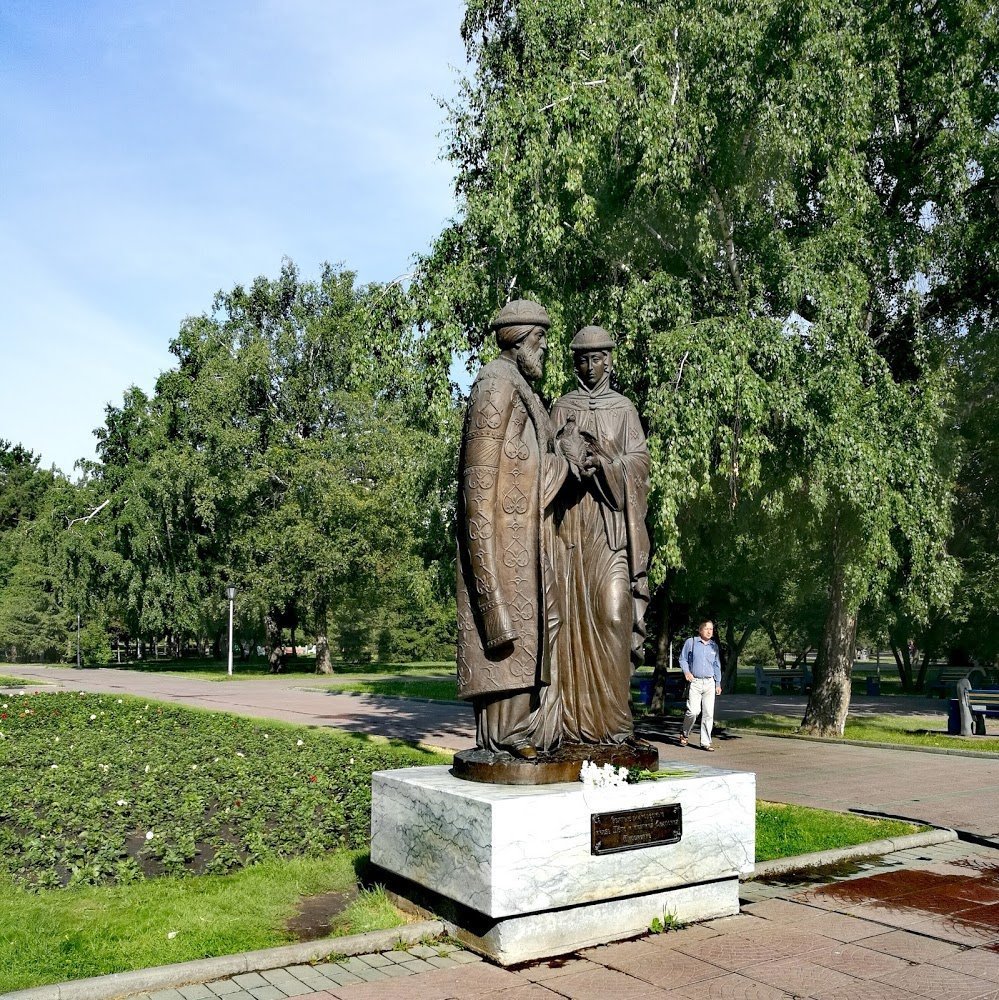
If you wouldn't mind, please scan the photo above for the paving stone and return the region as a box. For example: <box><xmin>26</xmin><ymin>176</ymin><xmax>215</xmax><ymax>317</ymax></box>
<box><xmin>874</xmin><ymin>963</ymin><xmax>998</xmax><ymax>1000</ymax></box>
<box><xmin>932</xmin><ymin>946</ymin><xmax>999</xmax><ymax>982</ymax></box>
<box><xmin>791</xmin><ymin>909</ymin><xmax>889</xmax><ymax>942</ymax></box>
<box><xmin>742</xmin><ymin>956</ymin><xmax>861</xmax><ymax>997</ymax></box>
<box><xmin>313</xmin><ymin>966</ymin><xmax>362</xmax><ymax>986</ymax></box>
<box><xmin>150</xmin><ymin>991</ymin><xmax>185</xmax><ymax>1000</ymax></box>
<box><xmin>207</xmin><ymin>981</ymin><xmax>244</xmax><ymax>997</ymax></box>
<box><xmin>861</xmin><ymin>928</ymin><xmax>963</xmax><ymax>962</ymax></box>
<box><xmin>739</xmin><ymin>898</ymin><xmax>819</xmax><ymax>922</ymax></box>
<box><xmin>398</xmin><ymin>957</ymin><xmax>436</xmax><ymax>973</ymax></box>
<box><xmin>540</xmin><ymin>964</ymin><xmax>658</xmax><ymax>999</ymax></box>
<box><xmin>378</xmin><ymin>963</ymin><xmax>416</xmax><ymax>978</ymax></box>
<box><xmin>672</xmin><ymin>971</ymin><xmax>797</xmax><ymax>1000</ymax></box>
<box><xmin>805</xmin><ymin>942</ymin><xmax>912</xmax><ymax>980</ymax></box>
<box><xmin>247</xmin><ymin>987</ymin><xmax>287</xmax><ymax>1000</ymax></box>
<box><xmin>284</xmin><ymin>966</ymin><xmax>320</xmax><ymax>979</ymax></box>
<box><xmin>339</xmin><ymin>957</ymin><xmax>382</xmax><ymax>977</ymax></box>
<box><xmin>284</xmin><ymin>973</ymin><xmax>336</xmax><ymax>991</ymax></box>
<box><xmin>596</xmin><ymin>939</ymin><xmax>726</xmax><ymax>991</ymax></box>
<box><xmin>810</xmin><ymin>982</ymin><xmax>928</xmax><ymax>1000</ymax></box>
<box><xmin>260</xmin><ymin>970</ymin><xmax>311</xmax><ymax>991</ymax></box>
<box><xmin>321</xmin><ymin>961</ymin><xmax>530</xmax><ymax>1000</ymax></box>
<box><xmin>449</xmin><ymin>949</ymin><xmax>483</xmax><ymax>964</ymax></box>
<box><xmin>377</xmin><ymin>951</ymin><xmax>415</xmax><ymax>964</ymax></box>
<box><xmin>424</xmin><ymin>955</ymin><xmax>460</xmax><ymax>969</ymax></box>
<box><xmin>404</xmin><ymin>944</ymin><xmax>440</xmax><ymax>958</ymax></box>
<box><xmin>232</xmin><ymin>974</ymin><xmax>269</xmax><ymax>990</ymax></box>
<box><xmin>519</xmin><ymin>957</ymin><xmax>605</xmax><ymax>983</ymax></box>
<box><xmin>355</xmin><ymin>952</ymin><xmax>394</xmax><ymax>968</ymax></box>
<box><xmin>179</xmin><ymin>985</ymin><xmax>215</xmax><ymax>1000</ymax></box>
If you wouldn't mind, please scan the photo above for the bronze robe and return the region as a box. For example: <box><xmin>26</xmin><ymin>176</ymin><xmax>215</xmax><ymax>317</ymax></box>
<box><xmin>551</xmin><ymin>379</ymin><xmax>650</xmax><ymax>744</ymax></box>
<box><xmin>456</xmin><ymin>357</ymin><xmax>567</xmax><ymax>752</ymax></box>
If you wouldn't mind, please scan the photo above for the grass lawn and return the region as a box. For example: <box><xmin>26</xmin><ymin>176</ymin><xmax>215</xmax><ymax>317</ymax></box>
<box><xmin>87</xmin><ymin>658</ymin><xmax>458</xmax><ymax>682</ymax></box>
<box><xmin>0</xmin><ymin>854</ymin><xmax>402</xmax><ymax>994</ymax></box>
<box><xmin>0</xmin><ymin>690</ymin><xmax>932</xmax><ymax>991</ymax></box>
<box><xmin>0</xmin><ymin>673</ymin><xmax>38</xmax><ymax>686</ymax></box>
<box><xmin>317</xmin><ymin>676</ymin><xmax>459</xmax><ymax>701</ymax></box>
<box><xmin>755</xmin><ymin>801</ymin><xmax>924</xmax><ymax>862</ymax></box>
<box><xmin>727</xmin><ymin>712</ymin><xmax>999</xmax><ymax>753</ymax></box>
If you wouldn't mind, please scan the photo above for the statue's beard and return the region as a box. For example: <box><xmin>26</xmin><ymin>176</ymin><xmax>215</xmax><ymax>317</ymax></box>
<box><xmin>516</xmin><ymin>344</ymin><xmax>544</xmax><ymax>381</ymax></box>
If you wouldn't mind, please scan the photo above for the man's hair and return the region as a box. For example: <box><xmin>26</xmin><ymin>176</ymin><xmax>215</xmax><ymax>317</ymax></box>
<box><xmin>698</xmin><ymin>619</ymin><xmax>714</xmax><ymax>627</ymax></box>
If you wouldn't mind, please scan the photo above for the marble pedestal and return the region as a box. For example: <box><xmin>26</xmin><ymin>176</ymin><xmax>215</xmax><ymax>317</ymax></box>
<box><xmin>370</xmin><ymin>763</ymin><xmax>755</xmax><ymax>964</ymax></box>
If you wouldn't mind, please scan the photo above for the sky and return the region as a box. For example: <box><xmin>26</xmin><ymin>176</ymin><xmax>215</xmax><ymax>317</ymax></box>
<box><xmin>0</xmin><ymin>1</ymin><xmax>468</xmax><ymax>475</ymax></box>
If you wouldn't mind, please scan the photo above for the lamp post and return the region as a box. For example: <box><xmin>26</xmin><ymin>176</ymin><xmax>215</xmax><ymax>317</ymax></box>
<box><xmin>225</xmin><ymin>585</ymin><xmax>237</xmax><ymax>677</ymax></box>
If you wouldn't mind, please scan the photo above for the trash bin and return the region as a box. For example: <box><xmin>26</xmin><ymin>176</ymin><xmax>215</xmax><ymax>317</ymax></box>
<box><xmin>635</xmin><ymin>677</ymin><xmax>653</xmax><ymax>705</ymax></box>
<box><xmin>866</xmin><ymin>676</ymin><xmax>880</xmax><ymax>696</ymax></box>
<box><xmin>947</xmin><ymin>698</ymin><xmax>961</xmax><ymax>735</ymax></box>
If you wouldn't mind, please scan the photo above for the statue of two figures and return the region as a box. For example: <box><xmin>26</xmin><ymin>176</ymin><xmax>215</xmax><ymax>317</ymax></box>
<box><xmin>455</xmin><ymin>300</ymin><xmax>658</xmax><ymax>783</ymax></box>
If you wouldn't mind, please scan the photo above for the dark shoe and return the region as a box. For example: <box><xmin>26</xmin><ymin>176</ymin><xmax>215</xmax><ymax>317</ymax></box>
<box><xmin>509</xmin><ymin>742</ymin><xmax>538</xmax><ymax>760</ymax></box>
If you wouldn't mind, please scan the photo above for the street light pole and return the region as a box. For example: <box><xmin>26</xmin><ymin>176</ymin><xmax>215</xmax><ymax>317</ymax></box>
<box><xmin>225</xmin><ymin>585</ymin><xmax>237</xmax><ymax>677</ymax></box>
<box><xmin>76</xmin><ymin>612</ymin><xmax>82</xmax><ymax>669</ymax></box>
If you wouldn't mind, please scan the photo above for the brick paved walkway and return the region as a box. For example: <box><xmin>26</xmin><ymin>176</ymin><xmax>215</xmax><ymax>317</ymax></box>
<box><xmin>136</xmin><ymin>839</ymin><xmax>999</xmax><ymax>1000</ymax></box>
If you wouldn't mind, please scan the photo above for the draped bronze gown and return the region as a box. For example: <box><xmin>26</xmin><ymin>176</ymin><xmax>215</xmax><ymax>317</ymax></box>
<box><xmin>550</xmin><ymin>377</ymin><xmax>650</xmax><ymax>745</ymax></box>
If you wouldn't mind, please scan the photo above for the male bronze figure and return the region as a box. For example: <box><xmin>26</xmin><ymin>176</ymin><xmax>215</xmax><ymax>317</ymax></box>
<box><xmin>455</xmin><ymin>300</ymin><xmax>568</xmax><ymax>760</ymax></box>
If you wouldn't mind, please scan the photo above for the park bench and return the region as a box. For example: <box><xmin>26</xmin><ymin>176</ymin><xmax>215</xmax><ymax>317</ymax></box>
<box><xmin>947</xmin><ymin>687</ymin><xmax>999</xmax><ymax>736</ymax></box>
<box><xmin>754</xmin><ymin>664</ymin><xmax>811</xmax><ymax>695</ymax></box>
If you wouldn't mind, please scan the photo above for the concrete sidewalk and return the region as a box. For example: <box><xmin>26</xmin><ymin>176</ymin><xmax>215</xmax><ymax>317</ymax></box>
<box><xmin>4</xmin><ymin>664</ymin><xmax>999</xmax><ymax>841</ymax></box>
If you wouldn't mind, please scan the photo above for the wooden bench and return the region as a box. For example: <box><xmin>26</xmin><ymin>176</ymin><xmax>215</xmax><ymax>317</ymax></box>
<box><xmin>948</xmin><ymin>688</ymin><xmax>999</xmax><ymax>735</ymax></box>
<box><xmin>755</xmin><ymin>664</ymin><xmax>811</xmax><ymax>695</ymax></box>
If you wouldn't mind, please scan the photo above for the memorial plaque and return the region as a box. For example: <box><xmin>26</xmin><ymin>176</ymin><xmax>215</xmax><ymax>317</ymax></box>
<box><xmin>591</xmin><ymin>803</ymin><xmax>682</xmax><ymax>855</ymax></box>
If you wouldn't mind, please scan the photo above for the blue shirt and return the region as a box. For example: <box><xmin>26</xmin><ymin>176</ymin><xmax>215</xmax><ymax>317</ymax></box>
<box><xmin>680</xmin><ymin>636</ymin><xmax>721</xmax><ymax>684</ymax></box>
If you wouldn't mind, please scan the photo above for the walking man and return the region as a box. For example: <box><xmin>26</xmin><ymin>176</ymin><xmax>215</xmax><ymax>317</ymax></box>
<box><xmin>679</xmin><ymin>619</ymin><xmax>722</xmax><ymax>751</ymax></box>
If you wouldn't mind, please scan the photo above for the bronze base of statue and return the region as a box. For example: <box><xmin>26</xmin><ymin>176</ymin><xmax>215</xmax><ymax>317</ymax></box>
<box><xmin>452</xmin><ymin>740</ymin><xmax>659</xmax><ymax>786</ymax></box>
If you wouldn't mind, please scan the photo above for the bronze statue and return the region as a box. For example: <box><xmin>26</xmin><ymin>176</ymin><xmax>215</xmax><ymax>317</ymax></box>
<box><xmin>551</xmin><ymin>326</ymin><xmax>651</xmax><ymax>746</ymax></box>
<box><xmin>455</xmin><ymin>300</ymin><xmax>569</xmax><ymax>760</ymax></box>
<box><xmin>454</xmin><ymin>311</ymin><xmax>656</xmax><ymax>783</ymax></box>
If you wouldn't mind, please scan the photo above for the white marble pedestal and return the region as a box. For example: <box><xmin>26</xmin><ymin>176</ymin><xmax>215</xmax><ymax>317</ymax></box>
<box><xmin>370</xmin><ymin>763</ymin><xmax>755</xmax><ymax>964</ymax></box>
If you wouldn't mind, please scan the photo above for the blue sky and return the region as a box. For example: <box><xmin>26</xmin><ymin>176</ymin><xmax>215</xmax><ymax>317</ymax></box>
<box><xmin>1</xmin><ymin>1</ymin><xmax>467</xmax><ymax>475</ymax></box>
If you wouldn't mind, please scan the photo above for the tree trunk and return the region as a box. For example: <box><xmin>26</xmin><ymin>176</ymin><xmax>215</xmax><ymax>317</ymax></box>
<box><xmin>889</xmin><ymin>638</ymin><xmax>913</xmax><ymax>691</ymax></box>
<box><xmin>264</xmin><ymin>613</ymin><xmax>285</xmax><ymax>674</ymax></box>
<box><xmin>915</xmin><ymin>647</ymin><xmax>933</xmax><ymax>692</ymax></box>
<box><xmin>647</xmin><ymin>582</ymin><xmax>678</xmax><ymax>714</ymax></box>
<box><xmin>801</xmin><ymin>563</ymin><xmax>857</xmax><ymax>736</ymax></box>
<box><xmin>762</xmin><ymin>619</ymin><xmax>785</xmax><ymax>669</ymax></box>
<box><xmin>722</xmin><ymin>621</ymin><xmax>755</xmax><ymax>693</ymax></box>
<box><xmin>315</xmin><ymin>605</ymin><xmax>333</xmax><ymax>675</ymax></box>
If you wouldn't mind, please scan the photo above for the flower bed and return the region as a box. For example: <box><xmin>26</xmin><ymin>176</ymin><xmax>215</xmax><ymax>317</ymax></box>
<box><xmin>0</xmin><ymin>691</ymin><xmax>444</xmax><ymax>889</ymax></box>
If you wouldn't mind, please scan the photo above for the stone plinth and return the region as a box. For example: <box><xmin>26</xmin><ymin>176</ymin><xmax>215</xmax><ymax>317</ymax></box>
<box><xmin>370</xmin><ymin>763</ymin><xmax>755</xmax><ymax>964</ymax></box>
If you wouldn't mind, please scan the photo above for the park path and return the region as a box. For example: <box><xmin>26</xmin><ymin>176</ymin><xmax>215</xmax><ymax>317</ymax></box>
<box><xmin>4</xmin><ymin>664</ymin><xmax>998</xmax><ymax>842</ymax></box>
